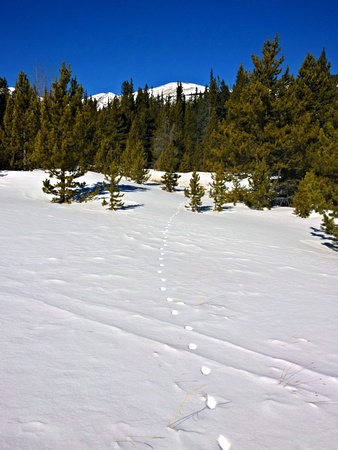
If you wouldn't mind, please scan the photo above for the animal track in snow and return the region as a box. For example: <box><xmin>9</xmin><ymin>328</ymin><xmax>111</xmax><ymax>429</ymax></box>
<box><xmin>188</xmin><ymin>343</ymin><xmax>197</xmax><ymax>350</ymax></box>
<box><xmin>217</xmin><ymin>434</ymin><xmax>231</xmax><ymax>449</ymax></box>
<box><xmin>161</xmin><ymin>278</ymin><xmax>166</xmax><ymax>282</ymax></box>
<box><xmin>201</xmin><ymin>366</ymin><xmax>211</xmax><ymax>375</ymax></box>
<box><xmin>160</xmin><ymin>287</ymin><xmax>166</xmax><ymax>291</ymax></box>
<box><xmin>167</xmin><ymin>297</ymin><xmax>173</xmax><ymax>302</ymax></box>
<box><xmin>206</xmin><ymin>394</ymin><xmax>217</xmax><ymax>409</ymax></box>
<box><xmin>185</xmin><ymin>325</ymin><xmax>193</xmax><ymax>331</ymax></box>
<box><xmin>171</xmin><ymin>310</ymin><xmax>178</xmax><ymax>315</ymax></box>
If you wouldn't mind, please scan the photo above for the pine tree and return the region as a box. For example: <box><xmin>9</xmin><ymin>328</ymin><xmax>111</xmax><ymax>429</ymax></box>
<box><xmin>292</xmin><ymin>171</ymin><xmax>327</xmax><ymax>218</ymax></box>
<box><xmin>94</xmin><ymin>96</ymin><xmax>125</xmax><ymax>171</ymax></box>
<box><xmin>32</xmin><ymin>62</ymin><xmax>87</xmax><ymax>203</ymax></box>
<box><xmin>0</xmin><ymin>77</ymin><xmax>10</xmax><ymax>168</ymax></box>
<box><xmin>0</xmin><ymin>77</ymin><xmax>9</xmax><ymax>126</ymax></box>
<box><xmin>209</xmin><ymin>169</ymin><xmax>229</xmax><ymax>211</ymax></box>
<box><xmin>184</xmin><ymin>171</ymin><xmax>205</xmax><ymax>212</ymax></box>
<box><xmin>102</xmin><ymin>162</ymin><xmax>124</xmax><ymax>210</ymax></box>
<box><xmin>2</xmin><ymin>72</ymin><xmax>40</xmax><ymax>170</ymax></box>
<box><xmin>161</xmin><ymin>171</ymin><xmax>181</xmax><ymax>192</ymax></box>
<box><xmin>245</xmin><ymin>159</ymin><xmax>274</xmax><ymax>209</ymax></box>
<box><xmin>212</xmin><ymin>35</ymin><xmax>302</xmax><ymax>207</ymax></box>
<box><xmin>156</xmin><ymin>141</ymin><xmax>178</xmax><ymax>172</ymax></box>
<box><xmin>122</xmin><ymin>138</ymin><xmax>149</xmax><ymax>184</ymax></box>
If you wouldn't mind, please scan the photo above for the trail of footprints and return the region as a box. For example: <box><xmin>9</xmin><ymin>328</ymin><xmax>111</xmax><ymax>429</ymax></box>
<box><xmin>156</xmin><ymin>207</ymin><xmax>232</xmax><ymax>448</ymax></box>
<box><xmin>157</xmin><ymin>210</ymin><xmax>212</xmax><ymax>374</ymax></box>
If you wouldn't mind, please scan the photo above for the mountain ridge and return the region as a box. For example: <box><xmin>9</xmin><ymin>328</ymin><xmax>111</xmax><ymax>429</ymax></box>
<box><xmin>90</xmin><ymin>81</ymin><xmax>206</xmax><ymax>109</ymax></box>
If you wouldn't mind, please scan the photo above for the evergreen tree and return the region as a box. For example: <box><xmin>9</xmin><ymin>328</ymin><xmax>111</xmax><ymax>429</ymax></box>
<box><xmin>152</xmin><ymin>100</ymin><xmax>172</xmax><ymax>164</ymax></box>
<box><xmin>0</xmin><ymin>77</ymin><xmax>9</xmax><ymax>126</ymax></box>
<box><xmin>212</xmin><ymin>35</ymin><xmax>301</xmax><ymax>207</ymax></box>
<box><xmin>184</xmin><ymin>171</ymin><xmax>205</xmax><ymax>212</ymax></box>
<box><xmin>94</xmin><ymin>96</ymin><xmax>125</xmax><ymax>171</ymax></box>
<box><xmin>32</xmin><ymin>62</ymin><xmax>87</xmax><ymax>203</ymax></box>
<box><xmin>102</xmin><ymin>162</ymin><xmax>124</xmax><ymax>210</ymax></box>
<box><xmin>161</xmin><ymin>171</ymin><xmax>180</xmax><ymax>192</ymax></box>
<box><xmin>296</xmin><ymin>50</ymin><xmax>336</xmax><ymax>127</ymax></box>
<box><xmin>292</xmin><ymin>170</ymin><xmax>327</xmax><ymax>218</ymax></box>
<box><xmin>298</xmin><ymin>124</ymin><xmax>338</xmax><ymax>234</ymax></box>
<box><xmin>245</xmin><ymin>159</ymin><xmax>274</xmax><ymax>209</ymax></box>
<box><xmin>122</xmin><ymin>138</ymin><xmax>149</xmax><ymax>184</ymax></box>
<box><xmin>156</xmin><ymin>141</ymin><xmax>178</xmax><ymax>172</ymax></box>
<box><xmin>0</xmin><ymin>77</ymin><xmax>10</xmax><ymax>168</ymax></box>
<box><xmin>1</xmin><ymin>72</ymin><xmax>40</xmax><ymax>170</ymax></box>
<box><xmin>134</xmin><ymin>85</ymin><xmax>158</xmax><ymax>165</ymax></box>
<box><xmin>209</xmin><ymin>169</ymin><xmax>229</xmax><ymax>211</ymax></box>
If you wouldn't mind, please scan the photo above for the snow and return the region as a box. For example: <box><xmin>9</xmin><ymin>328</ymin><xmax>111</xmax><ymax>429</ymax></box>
<box><xmin>89</xmin><ymin>92</ymin><xmax>118</xmax><ymax>109</ymax></box>
<box><xmin>1</xmin><ymin>170</ymin><xmax>338</xmax><ymax>449</ymax></box>
<box><xmin>146</xmin><ymin>82</ymin><xmax>205</xmax><ymax>99</ymax></box>
<box><xmin>89</xmin><ymin>82</ymin><xmax>205</xmax><ymax>109</ymax></box>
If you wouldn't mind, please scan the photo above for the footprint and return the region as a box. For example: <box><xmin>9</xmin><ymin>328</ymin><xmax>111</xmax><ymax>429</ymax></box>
<box><xmin>161</xmin><ymin>278</ymin><xmax>166</xmax><ymax>282</ymax></box>
<box><xmin>157</xmin><ymin>270</ymin><xmax>162</xmax><ymax>274</ymax></box>
<box><xmin>160</xmin><ymin>264</ymin><xmax>164</xmax><ymax>267</ymax></box>
<box><xmin>159</xmin><ymin>257</ymin><xmax>163</xmax><ymax>261</ymax></box>
<box><xmin>201</xmin><ymin>366</ymin><xmax>211</xmax><ymax>375</ymax></box>
<box><xmin>176</xmin><ymin>301</ymin><xmax>185</xmax><ymax>305</ymax></box>
<box><xmin>185</xmin><ymin>325</ymin><xmax>193</xmax><ymax>331</ymax></box>
<box><xmin>172</xmin><ymin>310</ymin><xmax>178</xmax><ymax>315</ymax></box>
<box><xmin>217</xmin><ymin>434</ymin><xmax>231</xmax><ymax>450</ymax></box>
<box><xmin>167</xmin><ymin>298</ymin><xmax>173</xmax><ymax>302</ymax></box>
<box><xmin>188</xmin><ymin>343</ymin><xmax>197</xmax><ymax>350</ymax></box>
<box><xmin>160</xmin><ymin>287</ymin><xmax>166</xmax><ymax>291</ymax></box>
<box><xmin>206</xmin><ymin>394</ymin><xmax>217</xmax><ymax>409</ymax></box>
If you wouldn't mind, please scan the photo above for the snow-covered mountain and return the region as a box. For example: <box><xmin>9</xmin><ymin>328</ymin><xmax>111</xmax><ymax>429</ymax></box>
<box><xmin>147</xmin><ymin>81</ymin><xmax>205</xmax><ymax>99</ymax></box>
<box><xmin>90</xmin><ymin>82</ymin><xmax>206</xmax><ymax>109</ymax></box>
<box><xmin>89</xmin><ymin>91</ymin><xmax>117</xmax><ymax>109</ymax></box>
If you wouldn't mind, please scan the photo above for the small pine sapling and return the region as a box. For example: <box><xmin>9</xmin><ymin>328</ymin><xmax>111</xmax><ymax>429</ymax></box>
<box><xmin>161</xmin><ymin>171</ymin><xmax>181</xmax><ymax>192</ymax></box>
<box><xmin>209</xmin><ymin>170</ymin><xmax>228</xmax><ymax>211</ymax></box>
<box><xmin>184</xmin><ymin>171</ymin><xmax>205</xmax><ymax>212</ymax></box>
<box><xmin>102</xmin><ymin>163</ymin><xmax>124</xmax><ymax>211</ymax></box>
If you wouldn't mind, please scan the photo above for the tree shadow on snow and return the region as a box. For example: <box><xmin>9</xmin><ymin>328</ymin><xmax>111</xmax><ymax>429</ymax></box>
<box><xmin>198</xmin><ymin>205</ymin><xmax>234</xmax><ymax>213</ymax></box>
<box><xmin>199</xmin><ymin>205</ymin><xmax>213</xmax><ymax>213</ymax></box>
<box><xmin>120</xmin><ymin>203</ymin><xmax>144</xmax><ymax>210</ymax></box>
<box><xmin>74</xmin><ymin>182</ymin><xmax>105</xmax><ymax>201</ymax></box>
<box><xmin>310</xmin><ymin>227</ymin><xmax>338</xmax><ymax>252</ymax></box>
<box><xmin>119</xmin><ymin>184</ymin><xmax>149</xmax><ymax>192</ymax></box>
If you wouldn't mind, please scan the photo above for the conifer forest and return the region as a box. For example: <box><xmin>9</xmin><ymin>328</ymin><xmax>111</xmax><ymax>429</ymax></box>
<box><xmin>0</xmin><ymin>36</ymin><xmax>337</xmax><ymax>239</ymax></box>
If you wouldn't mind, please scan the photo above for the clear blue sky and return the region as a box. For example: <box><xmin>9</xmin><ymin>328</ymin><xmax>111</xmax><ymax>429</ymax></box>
<box><xmin>1</xmin><ymin>0</ymin><xmax>337</xmax><ymax>95</ymax></box>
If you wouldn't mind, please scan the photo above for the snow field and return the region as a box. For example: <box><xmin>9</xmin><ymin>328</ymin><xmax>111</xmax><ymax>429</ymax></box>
<box><xmin>1</xmin><ymin>170</ymin><xmax>338</xmax><ymax>449</ymax></box>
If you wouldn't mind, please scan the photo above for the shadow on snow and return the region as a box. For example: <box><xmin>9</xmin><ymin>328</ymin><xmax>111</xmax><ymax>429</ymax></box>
<box><xmin>310</xmin><ymin>227</ymin><xmax>338</xmax><ymax>252</ymax></box>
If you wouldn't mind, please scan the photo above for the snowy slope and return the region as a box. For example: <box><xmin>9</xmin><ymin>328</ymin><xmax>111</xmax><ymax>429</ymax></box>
<box><xmin>1</xmin><ymin>170</ymin><xmax>337</xmax><ymax>450</ymax></box>
<box><xmin>89</xmin><ymin>92</ymin><xmax>118</xmax><ymax>109</ymax></box>
<box><xmin>147</xmin><ymin>82</ymin><xmax>205</xmax><ymax>99</ymax></box>
<box><xmin>90</xmin><ymin>82</ymin><xmax>205</xmax><ymax>109</ymax></box>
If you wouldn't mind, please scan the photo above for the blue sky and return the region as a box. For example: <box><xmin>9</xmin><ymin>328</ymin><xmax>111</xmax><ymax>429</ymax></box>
<box><xmin>1</xmin><ymin>0</ymin><xmax>337</xmax><ymax>95</ymax></box>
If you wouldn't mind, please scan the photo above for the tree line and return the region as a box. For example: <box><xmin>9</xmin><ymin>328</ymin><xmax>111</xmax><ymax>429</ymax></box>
<box><xmin>0</xmin><ymin>35</ymin><xmax>337</xmax><ymax>239</ymax></box>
